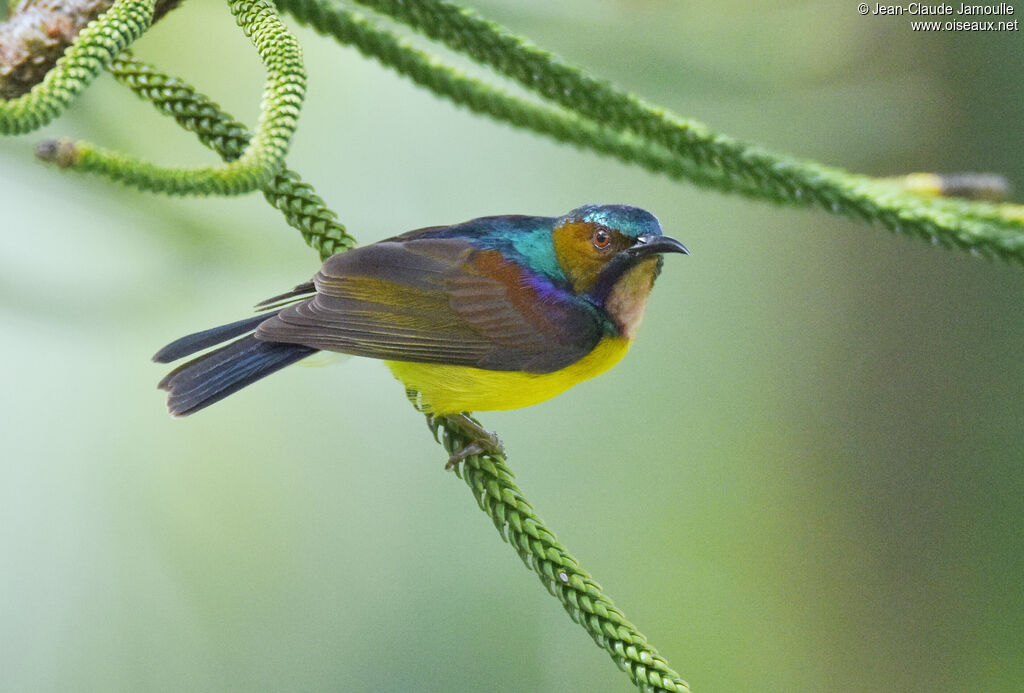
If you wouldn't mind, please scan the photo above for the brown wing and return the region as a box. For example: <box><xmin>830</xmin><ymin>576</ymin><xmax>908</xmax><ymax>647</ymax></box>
<box><xmin>254</xmin><ymin>237</ymin><xmax>603</xmax><ymax>373</ymax></box>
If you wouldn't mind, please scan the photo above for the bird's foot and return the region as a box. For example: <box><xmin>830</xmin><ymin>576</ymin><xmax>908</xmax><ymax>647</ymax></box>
<box><xmin>428</xmin><ymin>413</ymin><xmax>504</xmax><ymax>471</ymax></box>
<box><xmin>445</xmin><ymin>440</ymin><xmax>488</xmax><ymax>470</ymax></box>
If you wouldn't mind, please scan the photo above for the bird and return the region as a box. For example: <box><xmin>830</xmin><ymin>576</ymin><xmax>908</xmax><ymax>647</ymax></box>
<box><xmin>154</xmin><ymin>204</ymin><xmax>688</xmax><ymax>462</ymax></box>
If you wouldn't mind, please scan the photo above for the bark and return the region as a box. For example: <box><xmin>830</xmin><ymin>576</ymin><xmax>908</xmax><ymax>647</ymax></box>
<box><xmin>0</xmin><ymin>0</ymin><xmax>181</xmax><ymax>99</ymax></box>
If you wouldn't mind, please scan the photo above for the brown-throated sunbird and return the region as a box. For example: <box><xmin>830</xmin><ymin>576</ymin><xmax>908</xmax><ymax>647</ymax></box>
<box><xmin>155</xmin><ymin>204</ymin><xmax>688</xmax><ymax>462</ymax></box>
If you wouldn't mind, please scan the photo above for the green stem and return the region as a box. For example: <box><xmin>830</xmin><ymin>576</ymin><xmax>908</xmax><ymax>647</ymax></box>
<box><xmin>428</xmin><ymin>414</ymin><xmax>691</xmax><ymax>693</ymax></box>
<box><xmin>281</xmin><ymin>0</ymin><xmax>1024</xmax><ymax>243</ymax></box>
<box><xmin>340</xmin><ymin>0</ymin><xmax>1024</xmax><ymax>260</ymax></box>
<box><xmin>275</xmin><ymin>0</ymin><xmax>752</xmax><ymax>195</ymax></box>
<box><xmin>36</xmin><ymin>0</ymin><xmax>306</xmax><ymax>196</ymax></box>
<box><xmin>104</xmin><ymin>53</ymin><xmax>353</xmax><ymax>258</ymax></box>
<box><xmin>277</xmin><ymin>0</ymin><xmax>1024</xmax><ymax>247</ymax></box>
<box><xmin>0</xmin><ymin>0</ymin><xmax>155</xmax><ymax>134</ymax></box>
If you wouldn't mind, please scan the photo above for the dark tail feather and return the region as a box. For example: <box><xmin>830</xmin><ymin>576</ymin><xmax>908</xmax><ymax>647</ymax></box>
<box><xmin>153</xmin><ymin>314</ymin><xmax>270</xmax><ymax>363</ymax></box>
<box><xmin>253</xmin><ymin>281</ymin><xmax>315</xmax><ymax>310</ymax></box>
<box><xmin>158</xmin><ymin>335</ymin><xmax>317</xmax><ymax>417</ymax></box>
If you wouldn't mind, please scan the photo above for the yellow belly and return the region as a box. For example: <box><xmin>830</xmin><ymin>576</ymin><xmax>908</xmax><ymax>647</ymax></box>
<box><xmin>385</xmin><ymin>336</ymin><xmax>631</xmax><ymax>414</ymax></box>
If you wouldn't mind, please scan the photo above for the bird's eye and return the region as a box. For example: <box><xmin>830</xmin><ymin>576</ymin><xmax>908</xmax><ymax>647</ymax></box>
<box><xmin>592</xmin><ymin>227</ymin><xmax>612</xmax><ymax>249</ymax></box>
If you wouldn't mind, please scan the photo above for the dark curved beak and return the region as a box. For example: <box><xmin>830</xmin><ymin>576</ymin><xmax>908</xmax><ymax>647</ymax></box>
<box><xmin>629</xmin><ymin>234</ymin><xmax>690</xmax><ymax>258</ymax></box>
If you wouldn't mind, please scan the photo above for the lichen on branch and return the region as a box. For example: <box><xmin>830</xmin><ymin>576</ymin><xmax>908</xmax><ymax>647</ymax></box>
<box><xmin>0</xmin><ymin>0</ymin><xmax>155</xmax><ymax>134</ymax></box>
<box><xmin>0</xmin><ymin>0</ymin><xmax>181</xmax><ymax>99</ymax></box>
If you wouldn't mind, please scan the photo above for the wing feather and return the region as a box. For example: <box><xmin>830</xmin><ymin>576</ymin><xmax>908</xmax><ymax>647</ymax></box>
<box><xmin>255</xmin><ymin>237</ymin><xmax>602</xmax><ymax>373</ymax></box>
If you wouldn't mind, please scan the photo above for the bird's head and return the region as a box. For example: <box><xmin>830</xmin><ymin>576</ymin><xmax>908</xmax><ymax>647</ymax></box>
<box><xmin>548</xmin><ymin>203</ymin><xmax>684</xmax><ymax>333</ymax></box>
<box><xmin>552</xmin><ymin>204</ymin><xmax>688</xmax><ymax>336</ymax></box>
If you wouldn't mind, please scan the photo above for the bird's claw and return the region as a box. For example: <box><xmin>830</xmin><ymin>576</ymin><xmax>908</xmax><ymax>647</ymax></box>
<box><xmin>437</xmin><ymin>413</ymin><xmax>504</xmax><ymax>471</ymax></box>
<box><xmin>445</xmin><ymin>441</ymin><xmax>487</xmax><ymax>470</ymax></box>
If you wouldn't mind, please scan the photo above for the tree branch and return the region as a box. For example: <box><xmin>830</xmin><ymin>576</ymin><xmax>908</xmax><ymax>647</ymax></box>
<box><xmin>0</xmin><ymin>0</ymin><xmax>155</xmax><ymax>134</ymax></box>
<box><xmin>0</xmin><ymin>0</ymin><xmax>181</xmax><ymax>99</ymax></box>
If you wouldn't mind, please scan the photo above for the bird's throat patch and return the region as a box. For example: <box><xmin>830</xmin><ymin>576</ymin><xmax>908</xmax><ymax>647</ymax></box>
<box><xmin>604</xmin><ymin>256</ymin><xmax>661</xmax><ymax>339</ymax></box>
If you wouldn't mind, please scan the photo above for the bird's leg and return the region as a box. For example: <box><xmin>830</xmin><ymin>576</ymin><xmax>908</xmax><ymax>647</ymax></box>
<box><xmin>430</xmin><ymin>412</ymin><xmax>504</xmax><ymax>470</ymax></box>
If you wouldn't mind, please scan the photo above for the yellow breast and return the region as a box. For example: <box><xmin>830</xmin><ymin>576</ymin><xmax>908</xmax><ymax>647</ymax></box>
<box><xmin>385</xmin><ymin>336</ymin><xmax>631</xmax><ymax>414</ymax></box>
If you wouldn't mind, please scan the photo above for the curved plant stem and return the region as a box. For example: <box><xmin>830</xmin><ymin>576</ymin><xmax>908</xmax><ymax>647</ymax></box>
<box><xmin>106</xmin><ymin>53</ymin><xmax>353</xmax><ymax>258</ymax></box>
<box><xmin>36</xmin><ymin>0</ymin><xmax>305</xmax><ymax>196</ymax></box>
<box><xmin>0</xmin><ymin>0</ymin><xmax>155</xmax><ymax>134</ymax></box>
<box><xmin>276</xmin><ymin>0</ymin><xmax>1024</xmax><ymax>258</ymax></box>
<box><xmin>275</xmin><ymin>0</ymin><xmax>754</xmax><ymax>196</ymax></box>
<box><xmin>426</xmin><ymin>414</ymin><xmax>691</xmax><ymax>693</ymax></box>
<box><xmin>332</xmin><ymin>0</ymin><xmax>1024</xmax><ymax>260</ymax></box>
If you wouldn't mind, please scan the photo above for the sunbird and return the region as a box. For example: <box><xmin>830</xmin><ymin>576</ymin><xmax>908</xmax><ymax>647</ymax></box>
<box><xmin>155</xmin><ymin>204</ymin><xmax>687</xmax><ymax>450</ymax></box>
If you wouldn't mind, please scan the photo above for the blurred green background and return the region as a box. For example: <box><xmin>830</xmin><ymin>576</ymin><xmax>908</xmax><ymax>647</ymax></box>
<box><xmin>2</xmin><ymin>2</ymin><xmax>1023</xmax><ymax>692</ymax></box>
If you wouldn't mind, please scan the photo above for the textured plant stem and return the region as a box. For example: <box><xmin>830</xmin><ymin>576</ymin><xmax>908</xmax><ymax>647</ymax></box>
<box><xmin>36</xmin><ymin>0</ymin><xmax>306</xmax><ymax>196</ymax></box>
<box><xmin>0</xmin><ymin>0</ymin><xmax>154</xmax><ymax>134</ymax></box>
<box><xmin>427</xmin><ymin>414</ymin><xmax>691</xmax><ymax>693</ymax></box>
<box><xmin>274</xmin><ymin>0</ymin><xmax>762</xmax><ymax>198</ymax></box>
<box><xmin>334</xmin><ymin>0</ymin><xmax>1024</xmax><ymax>260</ymax></box>
<box><xmin>106</xmin><ymin>53</ymin><xmax>353</xmax><ymax>257</ymax></box>
<box><xmin>275</xmin><ymin>0</ymin><xmax>1024</xmax><ymax>249</ymax></box>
